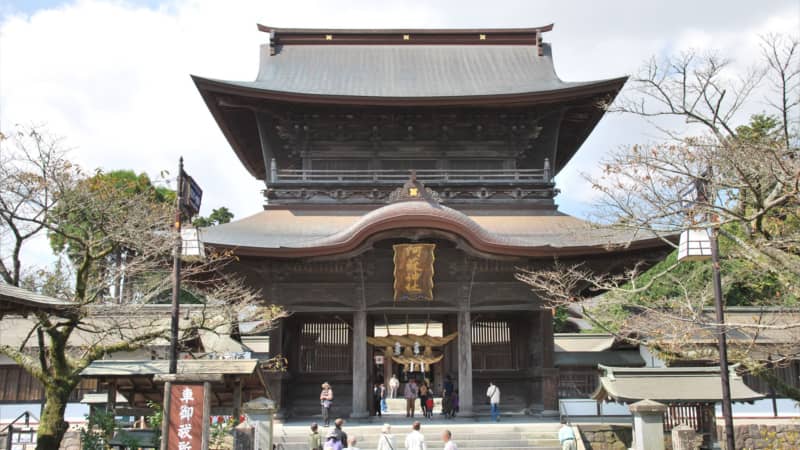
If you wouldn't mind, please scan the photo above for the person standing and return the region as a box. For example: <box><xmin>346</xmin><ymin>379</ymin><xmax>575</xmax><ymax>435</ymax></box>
<box><xmin>441</xmin><ymin>430</ymin><xmax>458</xmax><ymax>450</ymax></box>
<box><xmin>347</xmin><ymin>437</ymin><xmax>360</xmax><ymax>450</ymax></box>
<box><xmin>418</xmin><ymin>382</ymin><xmax>429</xmax><ymax>418</ymax></box>
<box><xmin>442</xmin><ymin>375</ymin><xmax>454</xmax><ymax>417</ymax></box>
<box><xmin>486</xmin><ymin>381</ymin><xmax>500</xmax><ymax>422</ymax></box>
<box><xmin>372</xmin><ymin>383</ymin><xmax>383</xmax><ymax>417</ymax></box>
<box><xmin>389</xmin><ymin>374</ymin><xmax>400</xmax><ymax>399</ymax></box>
<box><xmin>558</xmin><ymin>418</ymin><xmax>577</xmax><ymax>450</ymax></box>
<box><xmin>309</xmin><ymin>423</ymin><xmax>322</xmax><ymax>450</ymax></box>
<box><xmin>404</xmin><ymin>378</ymin><xmax>418</xmax><ymax>418</ymax></box>
<box><xmin>404</xmin><ymin>421</ymin><xmax>426</xmax><ymax>450</ymax></box>
<box><xmin>320</xmin><ymin>382</ymin><xmax>334</xmax><ymax>427</ymax></box>
<box><xmin>334</xmin><ymin>418</ymin><xmax>348</xmax><ymax>449</ymax></box>
<box><xmin>376</xmin><ymin>423</ymin><xmax>395</xmax><ymax>450</ymax></box>
<box><xmin>323</xmin><ymin>430</ymin><xmax>343</xmax><ymax>450</ymax></box>
<box><xmin>448</xmin><ymin>390</ymin><xmax>458</xmax><ymax>418</ymax></box>
<box><xmin>380</xmin><ymin>383</ymin><xmax>388</xmax><ymax>412</ymax></box>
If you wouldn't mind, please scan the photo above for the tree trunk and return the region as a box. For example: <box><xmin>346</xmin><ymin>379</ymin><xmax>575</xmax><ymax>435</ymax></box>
<box><xmin>36</xmin><ymin>388</ymin><xmax>71</xmax><ymax>450</ymax></box>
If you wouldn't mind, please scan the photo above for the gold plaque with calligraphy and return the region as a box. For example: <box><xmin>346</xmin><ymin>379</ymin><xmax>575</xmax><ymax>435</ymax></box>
<box><xmin>393</xmin><ymin>243</ymin><xmax>435</xmax><ymax>301</ymax></box>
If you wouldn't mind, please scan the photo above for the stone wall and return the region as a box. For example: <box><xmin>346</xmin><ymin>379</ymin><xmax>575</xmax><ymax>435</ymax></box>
<box><xmin>578</xmin><ymin>425</ymin><xmax>633</xmax><ymax>450</ymax></box>
<box><xmin>717</xmin><ymin>423</ymin><xmax>800</xmax><ymax>450</ymax></box>
<box><xmin>60</xmin><ymin>431</ymin><xmax>81</xmax><ymax>450</ymax></box>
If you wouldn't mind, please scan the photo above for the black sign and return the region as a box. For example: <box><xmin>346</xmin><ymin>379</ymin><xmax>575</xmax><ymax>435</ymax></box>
<box><xmin>180</xmin><ymin>172</ymin><xmax>203</xmax><ymax>218</ymax></box>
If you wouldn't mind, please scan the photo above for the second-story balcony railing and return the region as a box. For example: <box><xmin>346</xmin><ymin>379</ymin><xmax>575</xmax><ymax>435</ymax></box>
<box><xmin>271</xmin><ymin>168</ymin><xmax>552</xmax><ymax>185</ymax></box>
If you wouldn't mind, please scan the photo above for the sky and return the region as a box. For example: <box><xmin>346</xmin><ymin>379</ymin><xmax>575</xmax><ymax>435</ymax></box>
<box><xmin>0</xmin><ymin>0</ymin><xmax>798</xmax><ymax>270</ymax></box>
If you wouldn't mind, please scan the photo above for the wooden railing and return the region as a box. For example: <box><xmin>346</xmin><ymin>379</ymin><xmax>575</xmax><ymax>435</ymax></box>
<box><xmin>272</xmin><ymin>168</ymin><xmax>551</xmax><ymax>184</ymax></box>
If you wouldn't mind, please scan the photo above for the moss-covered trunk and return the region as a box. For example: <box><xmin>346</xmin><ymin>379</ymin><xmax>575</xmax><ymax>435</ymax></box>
<box><xmin>35</xmin><ymin>386</ymin><xmax>71</xmax><ymax>450</ymax></box>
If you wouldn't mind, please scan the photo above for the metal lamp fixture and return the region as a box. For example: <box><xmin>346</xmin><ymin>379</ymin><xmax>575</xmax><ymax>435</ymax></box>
<box><xmin>180</xmin><ymin>227</ymin><xmax>205</xmax><ymax>258</ymax></box>
<box><xmin>677</xmin><ymin>229</ymin><xmax>712</xmax><ymax>262</ymax></box>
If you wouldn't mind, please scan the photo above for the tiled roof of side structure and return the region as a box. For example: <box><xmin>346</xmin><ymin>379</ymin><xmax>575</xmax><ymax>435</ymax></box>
<box><xmin>195</xmin><ymin>44</ymin><xmax>625</xmax><ymax>99</ymax></box>
<box><xmin>0</xmin><ymin>283</ymin><xmax>77</xmax><ymax>318</ymax></box>
<box><xmin>198</xmin><ymin>202</ymin><xmax>669</xmax><ymax>257</ymax></box>
<box><xmin>592</xmin><ymin>365</ymin><xmax>763</xmax><ymax>403</ymax></box>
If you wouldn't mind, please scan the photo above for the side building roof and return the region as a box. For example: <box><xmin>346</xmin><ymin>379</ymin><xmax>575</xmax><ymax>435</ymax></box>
<box><xmin>592</xmin><ymin>365</ymin><xmax>764</xmax><ymax>403</ymax></box>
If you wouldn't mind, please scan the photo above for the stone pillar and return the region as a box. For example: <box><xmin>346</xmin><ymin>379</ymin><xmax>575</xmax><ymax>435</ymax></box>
<box><xmin>243</xmin><ymin>397</ymin><xmax>275</xmax><ymax>450</ymax></box>
<box><xmin>457</xmin><ymin>309</ymin><xmax>474</xmax><ymax>417</ymax></box>
<box><xmin>671</xmin><ymin>424</ymin><xmax>699</xmax><ymax>450</ymax></box>
<box><xmin>629</xmin><ymin>399</ymin><xmax>667</xmax><ymax>450</ymax></box>
<box><xmin>351</xmin><ymin>310</ymin><xmax>369</xmax><ymax>418</ymax></box>
<box><xmin>233</xmin><ymin>422</ymin><xmax>254</xmax><ymax>450</ymax></box>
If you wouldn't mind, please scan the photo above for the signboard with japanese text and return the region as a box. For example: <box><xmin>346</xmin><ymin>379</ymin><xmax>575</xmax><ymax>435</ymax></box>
<box><xmin>179</xmin><ymin>172</ymin><xmax>203</xmax><ymax>219</ymax></box>
<box><xmin>393</xmin><ymin>243</ymin><xmax>435</xmax><ymax>301</ymax></box>
<box><xmin>168</xmin><ymin>384</ymin><xmax>205</xmax><ymax>450</ymax></box>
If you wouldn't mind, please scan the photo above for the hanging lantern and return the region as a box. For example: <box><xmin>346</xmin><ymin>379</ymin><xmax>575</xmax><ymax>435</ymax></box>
<box><xmin>677</xmin><ymin>228</ymin><xmax>712</xmax><ymax>262</ymax></box>
<box><xmin>181</xmin><ymin>227</ymin><xmax>205</xmax><ymax>258</ymax></box>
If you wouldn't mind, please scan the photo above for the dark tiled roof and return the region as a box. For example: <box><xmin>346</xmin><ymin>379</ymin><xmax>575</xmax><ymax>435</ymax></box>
<box><xmin>198</xmin><ymin>43</ymin><xmax>623</xmax><ymax>99</ymax></box>
<box><xmin>554</xmin><ymin>350</ymin><xmax>645</xmax><ymax>367</ymax></box>
<box><xmin>0</xmin><ymin>283</ymin><xmax>77</xmax><ymax>318</ymax></box>
<box><xmin>592</xmin><ymin>365</ymin><xmax>763</xmax><ymax>403</ymax></box>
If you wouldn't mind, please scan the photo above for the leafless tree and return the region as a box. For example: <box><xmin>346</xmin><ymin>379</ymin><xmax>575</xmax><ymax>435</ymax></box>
<box><xmin>518</xmin><ymin>33</ymin><xmax>800</xmax><ymax>397</ymax></box>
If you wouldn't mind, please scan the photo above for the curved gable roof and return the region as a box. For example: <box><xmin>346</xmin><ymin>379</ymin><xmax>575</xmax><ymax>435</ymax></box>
<box><xmin>199</xmin><ymin>201</ymin><xmax>670</xmax><ymax>258</ymax></box>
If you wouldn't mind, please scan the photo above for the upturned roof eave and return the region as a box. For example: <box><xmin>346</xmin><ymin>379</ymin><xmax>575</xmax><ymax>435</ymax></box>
<box><xmin>191</xmin><ymin>74</ymin><xmax>628</xmax><ymax>107</ymax></box>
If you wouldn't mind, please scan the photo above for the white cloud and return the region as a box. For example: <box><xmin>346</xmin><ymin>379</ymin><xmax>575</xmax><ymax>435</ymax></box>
<box><xmin>0</xmin><ymin>0</ymin><xmax>797</xmax><ymax>270</ymax></box>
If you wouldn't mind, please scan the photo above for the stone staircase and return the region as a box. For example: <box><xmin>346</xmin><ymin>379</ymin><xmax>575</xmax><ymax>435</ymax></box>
<box><xmin>273</xmin><ymin>421</ymin><xmax>562</xmax><ymax>450</ymax></box>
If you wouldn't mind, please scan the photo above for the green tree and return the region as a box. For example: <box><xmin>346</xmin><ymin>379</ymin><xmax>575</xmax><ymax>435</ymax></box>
<box><xmin>192</xmin><ymin>207</ymin><xmax>234</xmax><ymax>228</ymax></box>
<box><xmin>0</xmin><ymin>125</ymin><xmax>278</xmax><ymax>450</ymax></box>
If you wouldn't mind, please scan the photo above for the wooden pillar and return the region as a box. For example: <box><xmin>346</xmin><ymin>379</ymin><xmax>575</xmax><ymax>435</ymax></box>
<box><xmin>540</xmin><ymin>309</ymin><xmax>559</xmax><ymax>415</ymax></box>
<box><xmin>201</xmin><ymin>381</ymin><xmax>211</xmax><ymax>450</ymax></box>
<box><xmin>106</xmin><ymin>379</ymin><xmax>117</xmax><ymax>412</ymax></box>
<box><xmin>457</xmin><ymin>309</ymin><xmax>474</xmax><ymax>417</ymax></box>
<box><xmin>351</xmin><ymin>310</ymin><xmax>369</xmax><ymax>418</ymax></box>
<box><xmin>159</xmin><ymin>381</ymin><xmax>171</xmax><ymax>450</ymax></box>
<box><xmin>232</xmin><ymin>377</ymin><xmax>243</xmax><ymax>420</ymax></box>
<box><xmin>268</xmin><ymin>318</ymin><xmax>286</xmax><ymax>419</ymax></box>
<box><xmin>443</xmin><ymin>315</ymin><xmax>458</xmax><ymax>378</ymax></box>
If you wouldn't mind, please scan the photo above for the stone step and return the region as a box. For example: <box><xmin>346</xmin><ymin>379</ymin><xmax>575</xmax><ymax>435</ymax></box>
<box><xmin>274</xmin><ymin>422</ymin><xmax>562</xmax><ymax>450</ymax></box>
<box><xmin>276</xmin><ymin>445</ymin><xmax>559</xmax><ymax>450</ymax></box>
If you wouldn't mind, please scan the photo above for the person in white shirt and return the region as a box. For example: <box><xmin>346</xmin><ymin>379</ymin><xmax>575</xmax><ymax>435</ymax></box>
<box><xmin>389</xmin><ymin>375</ymin><xmax>400</xmax><ymax>398</ymax></box>
<box><xmin>558</xmin><ymin>419</ymin><xmax>577</xmax><ymax>450</ymax></box>
<box><xmin>377</xmin><ymin>423</ymin><xmax>395</xmax><ymax>450</ymax></box>
<box><xmin>347</xmin><ymin>436</ymin><xmax>360</xmax><ymax>450</ymax></box>
<box><xmin>441</xmin><ymin>430</ymin><xmax>458</xmax><ymax>450</ymax></box>
<box><xmin>486</xmin><ymin>381</ymin><xmax>500</xmax><ymax>422</ymax></box>
<box><xmin>405</xmin><ymin>421</ymin><xmax>426</xmax><ymax>450</ymax></box>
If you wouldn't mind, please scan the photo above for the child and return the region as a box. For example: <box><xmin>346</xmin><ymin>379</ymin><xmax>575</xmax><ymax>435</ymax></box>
<box><xmin>449</xmin><ymin>390</ymin><xmax>459</xmax><ymax>418</ymax></box>
<box><xmin>309</xmin><ymin>423</ymin><xmax>322</xmax><ymax>450</ymax></box>
<box><xmin>425</xmin><ymin>396</ymin><xmax>434</xmax><ymax>419</ymax></box>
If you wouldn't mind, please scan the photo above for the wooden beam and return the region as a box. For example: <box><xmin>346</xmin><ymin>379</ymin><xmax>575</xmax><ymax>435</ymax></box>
<box><xmin>154</xmin><ymin>374</ymin><xmax>224</xmax><ymax>383</ymax></box>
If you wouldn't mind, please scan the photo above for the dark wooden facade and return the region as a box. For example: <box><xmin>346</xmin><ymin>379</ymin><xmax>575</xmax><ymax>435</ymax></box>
<box><xmin>194</xmin><ymin>25</ymin><xmax>669</xmax><ymax>418</ymax></box>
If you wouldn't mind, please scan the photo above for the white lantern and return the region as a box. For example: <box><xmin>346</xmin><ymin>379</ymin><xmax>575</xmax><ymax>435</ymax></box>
<box><xmin>181</xmin><ymin>227</ymin><xmax>205</xmax><ymax>258</ymax></box>
<box><xmin>677</xmin><ymin>228</ymin><xmax>712</xmax><ymax>262</ymax></box>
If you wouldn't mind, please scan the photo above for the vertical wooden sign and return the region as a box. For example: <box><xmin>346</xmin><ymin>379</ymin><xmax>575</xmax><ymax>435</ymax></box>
<box><xmin>168</xmin><ymin>384</ymin><xmax>205</xmax><ymax>450</ymax></box>
<box><xmin>393</xmin><ymin>243</ymin><xmax>435</xmax><ymax>301</ymax></box>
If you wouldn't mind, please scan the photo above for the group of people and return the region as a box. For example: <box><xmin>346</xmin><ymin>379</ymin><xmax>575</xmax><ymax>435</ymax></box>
<box><xmin>315</xmin><ymin>380</ymin><xmax>577</xmax><ymax>450</ymax></box>
<box><xmin>309</xmin><ymin>420</ymin><xmax>459</xmax><ymax>450</ymax></box>
<box><xmin>324</xmin><ymin>378</ymin><xmax>499</xmax><ymax>422</ymax></box>
<box><xmin>402</xmin><ymin>377</ymin><xmax>445</xmax><ymax>419</ymax></box>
